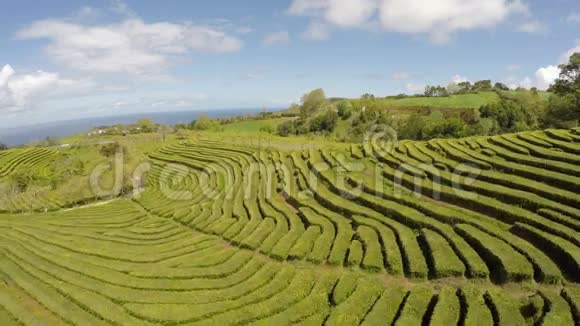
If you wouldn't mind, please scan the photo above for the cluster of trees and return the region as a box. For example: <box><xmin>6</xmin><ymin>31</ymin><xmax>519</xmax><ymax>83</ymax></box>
<box><xmin>89</xmin><ymin>119</ymin><xmax>160</xmax><ymax>136</ymax></box>
<box><xmin>425</xmin><ymin>79</ymin><xmax>510</xmax><ymax>97</ymax></box>
<box><xmin>0</xmin><ymin>143</ymin><xmax>7</xmax><ymax>150</ymax></box>
<box><xmin>278</xmin><ymin>89</ymin><xmax>341</xmax><ymax>136</ymax></box>
<box><xmin>544</xmin><ymin>53</ymin><xmax>580</xmax><ymax>127</ymax></box>
<box><xmin>187</xmin><ymin>114</ymin><xmax>224</xmax><ymax>131</ymax></box>
<box><xmin>99</xmin><ymin>142</ymin><xmax>126</xmax><ymax>157</ymax></box>
<box><xmin>423</xmin><ymin>85</ymin><xmax>449</xmax><ymax>97</ymax></box>
<box><xmin>399</xmin><ymin>53</ymin><xmax>579</xmax><ymax>139</ymax></box>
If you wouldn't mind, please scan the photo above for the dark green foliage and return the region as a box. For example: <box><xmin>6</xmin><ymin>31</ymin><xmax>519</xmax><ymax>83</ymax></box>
<box><xmin>190</xmin><ymin>114</ymin><xmax>223</xmax><ymax>131</ymax></box>
<box><xmin>99</xmin><ymin>142</ymin><xmax>125</xmax><ymax>157</ymax></box>
<box><xmin>399</xmin><ymin>112</ymin><xmax>466</xmax><ymax>140</ymax></box>
<box><xmin>424</xmin><ymin>85</ymin><xmax>448</xmax><ymax>97</ymax></box>
<box><xmin>548</xmin><ymin>52</ymin><xmax>579</xmax><ymax>123</ymax></box>
<box><xmin>301</xmin><ymin>88</ymin><xmax>326</xmax><ymax>119</ymax></box>
<box><xmin>277</xmin><ymin>120</ymin><xmax>296</xmax><ymax>136</ymax></box>
<box><xmin>494</xmin><ymin>82</ymin><xmax>510</xmax><ymax>90</ymax></box>
<box><xmin>337</xmin><ymin>100</ymin><xmax>353</xmax><ymax>120</ymax></box>
<box><xmin>310</xmin><ymin>110</ymin><xmax>338</xmax><ymax>133</ymax></box>
<box><xmin>473</xmin><ymin>80</ymin><xmax>493</xmax><ymax>91</ymax></box>
<box><xmin>0</xmin><ymin>142</ymin><xmax>7</xmax><ymax>150</ymax></box>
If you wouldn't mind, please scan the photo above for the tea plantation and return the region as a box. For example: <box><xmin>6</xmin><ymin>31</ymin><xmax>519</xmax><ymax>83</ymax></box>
<box><xmin>0</xmin><ymin>128</ymin><xmax>579</xmax><ymax>325</ymax></box>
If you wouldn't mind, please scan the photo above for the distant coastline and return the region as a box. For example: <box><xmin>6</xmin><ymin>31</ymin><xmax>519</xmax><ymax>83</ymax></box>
<box><xmin>0</xmin><ymin>108</ymin><xmax>268</xmax><ymax>147</ymax></box>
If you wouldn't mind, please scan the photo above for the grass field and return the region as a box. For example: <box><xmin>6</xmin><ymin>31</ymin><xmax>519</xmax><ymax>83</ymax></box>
<box><xmin>0</xmin><ymin>127</ymin><xmax>578</xmax><ymax>325</ymax></box>
<box><xmin>353</xmin><ymin>91</ymin><xmax>501</xmax><ymax>109</ymax></box>
<box><xmin>222</xmin><ymin>118</ymin><xmax>291</xmax><ymax>133</ymax></box>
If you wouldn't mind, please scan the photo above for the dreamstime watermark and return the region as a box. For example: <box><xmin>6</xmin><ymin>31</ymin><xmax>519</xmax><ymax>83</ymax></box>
<box><xmin>87</xmin><ymin>132</ymin><xmax>483</xmax><ymax>207</ymax></box>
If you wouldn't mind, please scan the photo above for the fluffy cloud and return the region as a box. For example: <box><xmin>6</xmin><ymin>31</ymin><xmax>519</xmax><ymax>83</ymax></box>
<box><xmin>406</xmin><ymin>82</ymin><xmax>425</xmax><ymax>93</ymax></box>
<box><xmin>561</xmin><ymin>43</ymin><xmax>580</xmax><ymax>63</ymax></box>
<box><xmin>0</xmin><ymin>64</ymin><xmax>93</xmax><ymax>111</ymax></box>
<box><xmin>566</xmin><ymin>13</ymin><xmax>580</xmax><ymax>24</ymax></box>
<box><xmin>263</xmin><ymin>31</ymin><xmax>290</xmax><ymax>45</ymax></box>
<box><xmin>531</xmin><ymin>42</ymin><xmax>579</xmax><ymax>90</ymax></box>
<box><xmin>534</xmin><ymin>66</ymin><xmax>560</xmax><ymax>90</ymax></box>
<box><xmin>289</xmin><ymin>0</ymin><xmax>377</xmax><ymax>27</ymax></box>
<box><xmin>391</xmin><ymin>72</ymin><xmax>413</xmax><ymax>80</ymax></box>
<box><xmin>516</xmin><ymin>20</ymin><xmax>546</xmax><ymax>33</ymax></box>
<box><xmin>289</xmin><ymin>0</ymin><xmax>528</xmax><ymax>42</ymax></box>
<box><xmin>303</xmin><ymin>22</ymin><xmax>330</xmax><ymax>40</ymax></box>
<box><xmin>16</xmin><ymin>18</ymin><xmax>243</xmax><ymax>75</ymax></box>
<box><xmin>451</xmin><ymin>74</ymin><xmax>468</xmax><ymax>83</ymax></box>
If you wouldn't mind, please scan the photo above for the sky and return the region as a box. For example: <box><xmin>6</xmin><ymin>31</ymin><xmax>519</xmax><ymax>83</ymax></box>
<box><xmin>0</xmin><ymin>0</ymin><xmax>579</xmax><ymax>128</ymax></box>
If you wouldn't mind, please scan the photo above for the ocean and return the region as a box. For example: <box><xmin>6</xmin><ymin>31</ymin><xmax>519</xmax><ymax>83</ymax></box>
<box><xmin>0</xmin><ymin>109</ymin><xmax>265</xmax><ymax>147</ymax></box>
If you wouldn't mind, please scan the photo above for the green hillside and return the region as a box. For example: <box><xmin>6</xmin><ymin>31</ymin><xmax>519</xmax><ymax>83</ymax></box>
<box><xmin>0</xmin><ymin>127</ymin><xmax>578</xmax><ymax>324</ymax></box>
<box><xmin>352</xmin><ymin>91</ymin><xmax>501</xmax><ymax>109</ymax></box>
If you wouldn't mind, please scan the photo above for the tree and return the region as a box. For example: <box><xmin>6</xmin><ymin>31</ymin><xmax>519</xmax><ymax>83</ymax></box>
<box><xmin>259</xmin><ymin>125</ymin><xmax>275</xmax><ymax>134</ymax></box>
<box><xmin>494</xmin><ymin>82</ymin><xmax>509</xmax><ymax>91</ymax></box>
<box><xmin>277</xmin><ymin>120</ymin><xmax>296</xmax><ymax>137</ymax></box>
<box><xmin>361</xmin><ymin>93</ymin><xmax>375</xmax><ymax>100</ymax></box>
<box><xmin>310</xmin><ymin>111</ymin><xmax>338</xmax><ymax>133</ymax></box>
<box><xmin>473</xmin><ymin>80</ymin><xmax>492</xmax><ymax>91</ymax></box>
<box><xmin>446</xmin><ymin>82</ymin><xmax>460</xmax><ymax>94</ymax></box>
<box><xmin>0</xmin><ymin>143</ymin><xmax>7</xmax><ymax>151</ymax></box>
<box><xmin>457</xmin><ymin>81</ymin><xmax>473</xmax><ymax>93</ymax></box>
<box><xmin>337</xmin><ymin>100</ymin><xmax>353</xmax><ymax>120</ymax></box>
<box><xmin>99</xmin><ymin>142</ymin><xmax>124</xmax><ymax>157</ymax></box>
<box><xmin>399</xmin><ymin>114</ymin><xmax>426</xmax><ymax>140</ymax></box>
<box><xmin>424</xmin><ymin>85</ymin><xmax>448</xmax><ymax>97</ymax></box>
<box><xmin>422</xmin><ymin>117</ymin><xmax>466</xmax><ymax>139</ymax></box>
<box><xmin>191</xmin><ymin>114</ymin><xmax>223</xmax><ymax>131</ymax></box>
<box><xmin>547</xmin><ymin>52</ymin><xmax>580</xmax><ymax>123</ymax></box>
<box><xmin>137</xmin><ymin>118</ymin><xmax>155</xmax><ymax>133</ymax></box>
<box><xmin>300</xmin><ymin>88</ymin><xmax>326</xmax><ymax>119</ymax></box>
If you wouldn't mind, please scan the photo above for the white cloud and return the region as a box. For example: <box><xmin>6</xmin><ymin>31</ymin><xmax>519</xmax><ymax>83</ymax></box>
<box><xmin>506</xmin><ymin>64</ymin><xmax>521</xmax><ymax>71</ymax></box>
<box><xmin>0</xmin><ymin>64</ymin><xmax>94</xmax><ymax>111</ymax></box>
<box><xmin>110</xmin><ymin>0</ymin><xmax>137</xmax><ymax>18</ymax></box>
<box><xmin>502</xmin><ymin>76</ymin><xmax>532</xmax><ymax>90</ymax></box>
<box><xmin>289</xmin><ymin>0</ymin><xmax>529</xmax><ymax>42</ymax></box>
<box><xmin>406</xmin><ymin>82</ymin><xmax>425</xmax><ymax>93</ymax></box>
<box><xmin>289</xmin><ymin>0</ymin><xmax>377</xmax><ymax>27</ymax></box>
<box><xmin>451</xmin><ymin>74</ymin><xmax>468</xmax><ymax>83</ymax></box>
<box><xmin>517</xmin><ymin>20</ymin><xmax>546</xmax><ymax>33</ymax></box>
<box><xmin>529</xmin><ymin>42</ymin><xmax>579</xmax><ymax>90</ymax></box>
<box><xmin>534</xmin><ymin>66</ymin><xmax>559</xmax><ymax>90</ymax></box>
<box><xmin>391</xmin><ymin>72</ymin><xmax>413</xmax><ymax>80</ymax></box>
<box><xmin>76</xmin><ymin>6</ymin><xmax>99</xmax><ymax>20</ymax></box>
<box><xmin>236</xmin><ymin>26</ymin><xmax>254</xmax><ymax>34</ymax></box>
<box><xmin>263</xmin><ymin>31</ymin><xmax>290</xmax><ymax>45</ymax></box>
<box><xmin>566</xmin><ymin>13</ymin><xmax>580</xmax><ymax>24</ymax></box>
<box><xmin>560</xmin><ymin>43</ymin><xmax>580</xmax><ymax>63</ymax></box>
<box><xmin>303</xmin><ymin>22</ymin><xmax>330</xmax><ymax>40</ymax></box>
<box><xmin>379</xmin><ymin>0</ymin><xmax>527</xmax><ymax>41</ymax></box>
<box><xmin>16</xmin><ymin>18</ymin><xmax>243</xmax><ymax>76</ymax></box>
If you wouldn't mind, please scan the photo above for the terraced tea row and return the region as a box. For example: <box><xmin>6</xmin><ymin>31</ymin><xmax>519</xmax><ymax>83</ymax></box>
<box><xmin>0</xmin><ymin>148</ymin><xmax>59</xmax><ymax>178</ymax></box>
<box><xmin>0</xmin><ymin>200</ymin><xmax>576</xmax><ymax>325</ymax></box>
<box><xmin>137</xmin><ymin>129</ymin><xmax>579</xmax><ymax>286</ymax></box>
<box><xmin>0</xmin><ymin>147</ymin><xmax>117</xmax><ymax>213</ymax></box>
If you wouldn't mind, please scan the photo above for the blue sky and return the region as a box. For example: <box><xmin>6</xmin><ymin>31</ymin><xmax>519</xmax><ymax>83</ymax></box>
<box><xmin>0</xmin><ymin>0</ymin><xmax>579</xmax><ymax>128</ymax></box>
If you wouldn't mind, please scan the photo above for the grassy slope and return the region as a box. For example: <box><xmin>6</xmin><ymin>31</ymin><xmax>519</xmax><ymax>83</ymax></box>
<box><xmin>352</xmin><ymin>91</ymin><xmax>501</xmax><ymax>109</ymax></box>
<box><xmin>222</xmin><ymin>118</ymin><xmax>290</xmax><ymax>133</ymax></box>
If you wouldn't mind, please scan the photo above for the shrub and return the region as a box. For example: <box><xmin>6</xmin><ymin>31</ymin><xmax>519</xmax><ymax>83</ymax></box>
<box><xmin>337</xmin><ymin>100</ymin><xmax>353</xmax><ymax>120</ymax></box>
<box><xmin>99</xmin><ymin>142</ymin><xmax>125</xmax><ymax>157</ymax></box>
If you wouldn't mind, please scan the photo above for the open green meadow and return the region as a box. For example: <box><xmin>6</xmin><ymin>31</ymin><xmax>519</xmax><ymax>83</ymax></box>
<box><xmin>0</xmin><ymin>127</ymin><xmax>579</xmax><ymax>325</ymax></box>
<box><xmin>353</xmin><ymin>91</ymin><xmax>502</xmax><ymax>109</ymax></box>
